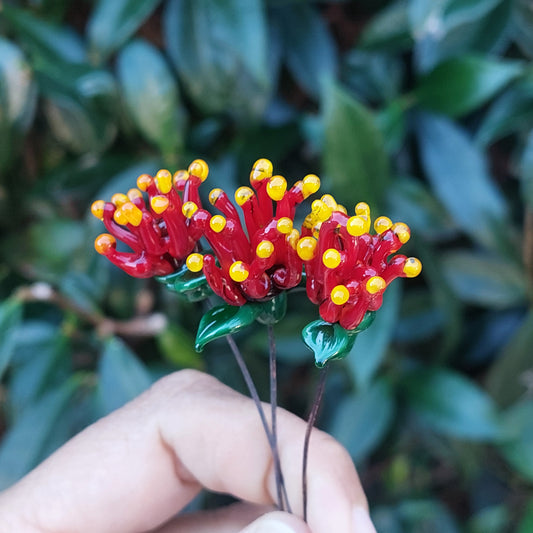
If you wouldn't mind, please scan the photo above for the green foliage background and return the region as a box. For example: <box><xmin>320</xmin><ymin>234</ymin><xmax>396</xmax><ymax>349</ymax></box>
<box><xmin>1</xmin><ymin>0</ymin><xmax>533</xmax><ymax>530</ymax></box>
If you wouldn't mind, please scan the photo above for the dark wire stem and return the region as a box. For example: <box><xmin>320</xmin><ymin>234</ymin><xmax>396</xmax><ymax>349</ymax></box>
<box><xmin>267</xmin><ymin>324</ymin><xmax>292</xmax><ymax>513</ymax></box>
<box><xmin>225</xmin><ymin>334</ymin><xmax>283</xmax><ymax>510</ymax></box>
<box><xmin>302</xmin><ymin>365</ymin><xmax>329</xmax><ymax>523</ymax></box>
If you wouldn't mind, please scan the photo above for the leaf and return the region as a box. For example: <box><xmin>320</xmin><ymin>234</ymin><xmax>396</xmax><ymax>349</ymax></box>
<box><xmin>518</xmin><ymin>499</ymin><xmax>533</xmax><ymax>533</ymax></box>
<box><xmin>441</xmin><ymin>251</ymin><xmax>528</xmax><ymax>309</ymax></box>
<box><xmin>87</xmin><ymin>0</ymin><xmax>162</xmax><ymax>64</ymax></box>
<box><xmin>302</xmin><ymin>313</ymin><xmax>375</xmax><ymax>368</ymax></box>
<box><xmin>467</xmin><ymin>505</ymin><xmax>509</xmax><ymax>533</ymax></box>
<box><xmin>416</xmin><ymin>113</ymin><xmax>509</xmax><ymax>250</ymax></box>
<box><xmin>323</xmin><ymin>83</ymin><xmax>389</xmax><ymax>210</ymax></box>
<box><xmin>117</xmin><ymin>39</ymin><xmax>186</xmax><ymax>159</ymax></box>
<box><xmin>519</xmin><ymin>129</ymin><xmax>533</xmax><ymax>209</ymax></box>
<box><xmin>512</xmin><ymin>0</ymin><xmax>533</xmax><ymax>58</ymax></box>
<box><xmin>329</xmin><ymin>379</ymin><xmax>394</xmax><ymax>463</ymax></box>
<box><xmin>272</xmin><ymin>3</ymin><xmax>338</xmax><ymax>99</ymax></box>
<box><xmin>402</xmin><ymin>367</ymin><xmax>500</xmax><ymax>440</ymax></box>
<box><xmin>0</xmin><ymin>298</ymin><xmax>23</xmax><ymax>379</ymax></box>
<box><xmin>163</xmin><ymin>0</ymin><xmax>270</xmax><ymax>120</ymax></box>
<box><xmin>476</xmin><ymin>76</ymin><xmax>533</xmax><ymax>146</ymax></box>
<box><xmin>195</xmin><ymin>304</ymin><xmax>260</xmax><ymax>352</ymax></box>
<box><xmin>0</xmin><ymin>379</ymin><xmax>77</xmax><ymax>489</ymax></box>
<box><xmin>347</xmin><ymin>281</ymin><xmax>401</xmax><ymax>388</ymax></box>
<box><xmin>155</xmin><ymin>265</ymin><xmax>211</xmax><ymax>302</ymax></box>
<box><xmin>0</xmin><ymin>37</ymin><xmax>37</xmax><ymax>132</ymax></box>
<box><xmin>414</xmin><ymin>56</ymin><xmax>523</xmax><ymax>117</ymax></box>
<box><xmin>157</xmin><ymin>324</ymin><xmax>204</xmax><ymax>370</ymax></box>
<box><xmin>486</xmin><ymin>310</ymin><xmax>533</xmax><ymax>407</ymax></box>
<box><xmin>498</xmin><ymin>400</ymin><xmax>533</xmax><ymax>482</ymax></box>
<box><xmin>3</xmin><ymin>5</ymin><xmax>86</xmax><ymax>64</ymax></box>
<box><xmin>97</xmin><ymin>337</ymin><xmax>153</xmax><ymax>415</ymax></box>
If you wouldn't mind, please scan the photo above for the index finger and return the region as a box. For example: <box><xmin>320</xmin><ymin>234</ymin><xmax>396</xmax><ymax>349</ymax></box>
<box><xmin>0</xmin><ymin>369</ymin><xmax>374</xmax><ymax>533</ymax></box>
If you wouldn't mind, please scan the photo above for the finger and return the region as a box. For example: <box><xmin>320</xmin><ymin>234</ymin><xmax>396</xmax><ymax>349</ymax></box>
<box><xmin>239</xmin><ymin>511</ymin><xmax>312</xmax><ymax>533</ymax></box>
<box><xmin>0</xmin><ymin>370</ymin><xmax>374</xmax><ymax>533</ymax></box>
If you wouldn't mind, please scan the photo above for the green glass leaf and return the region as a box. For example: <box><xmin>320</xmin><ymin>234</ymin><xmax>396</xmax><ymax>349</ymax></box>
<box><xmin>302</xmin><ymin>313</ymin><xmax>375</xmax><ymax>368</ymax></box>
<box><xmin>155</xmin><ymin>265</ymin><xmax>211</xmax><ymax>303</ymax></box>
<box><xmin>195</xmin><ymin>304</ymin><xmax>260</xmax><ymax>352</ymax></box>
<box><xmin>116</xmin><ymin>39</ymin><xmax>186</xmax><ymax>160</ymax></box>
<box><xmin>414</xmin><ymin>56</ymin><xmax>523</xmax><ymax>117</ymax></box>
<box><xmin>255</xmin><ymin>292</ymin><xmax>287</xmax><ymax>325</ymax></box>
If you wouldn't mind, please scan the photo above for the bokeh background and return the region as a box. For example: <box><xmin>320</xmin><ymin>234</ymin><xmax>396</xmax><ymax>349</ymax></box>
<box><xmin>1</xmin><ymin>0</ymin><xmax>533</xmax><ymax>531</ymax></box>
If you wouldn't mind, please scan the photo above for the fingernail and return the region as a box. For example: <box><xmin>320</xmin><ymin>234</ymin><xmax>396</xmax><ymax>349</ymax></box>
<box><xmin>352</xmin><ymin>506</ymin><xmax>377</xmax><ymax>533</ymax></box>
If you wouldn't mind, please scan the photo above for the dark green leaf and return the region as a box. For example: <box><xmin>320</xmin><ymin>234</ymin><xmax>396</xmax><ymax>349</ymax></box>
<box><xmin>272</xmin><ymin>3</ymin><xmax>337</xmax><ymax>99</ymax></box>
<box><xmin>467</xmin><ymin>505</ymin><xmax>509</xmax><ymax>533</ymax></box>
<box><xmin>0</xmin><ymin>379</ymin><xmax>77</xmax><ymax>489</ymax></box>
<box><xmin>0</xmin><ymin>298</ymin><xmax>23</xmax><ymax>379</ymax></box>
<box><xmin>519</xmin><ymin>129</ymin><xmax>533</xmax><ymax>209</ymax></box>
<box><xmin>323</xmin><ymin>83</ymin><xmax>389</xmax><ymax>210</ymax></box>
<box><xmin>441</xmin><ymin>251</ymin><xmax>527</xmax><ymax>309</ymax></box>
<box><xmin>347</xmin><ymin>281</ymin><xmax>401</xmax><ymax>387</ymax></box>
<box><xmin>157</xmin><ymin>324</ymin><xmax>204</xmax><ymax>370</ymax></box>
<box><xmin>414</xmin><ymin>56</ymin><xmax>522</xmax><ymax>117</ymax></box>
<box><xmin>416</xmin><ymin>114</ymin><xmax>509</xmax><ymax>250</ymax></box>
<box><xmin>97</xmin><ymin>337</ymin><xmax>153</xmax><ymax>415</ymax></box>
<box><xmin>329</xmin><ymin>379</ymin><xmax>394</xmax><ymax>463</ymax></box>
<box><xmin>498</xmin><ymin>400</ymin><xmax>533</xmax><ymax>481</ymax></box>
<box><xmin>512</xmin><ymin>0</ymin><xmax>533</xmax><ymax>58</ymax></box>
<box><xmin>117</xmin><ymin>39</ymin><xmax>186</xmax><ymax>160</ymax></box>
<box><xmin>87</xmin><ymin>0</ymin><xmax>162</xmax><ymax>64</ymax></box>
<box><xmin>487</xmin><ymin>311</ymin><xmax>533</xmax><ymax>407</ymax></box>
<box><xmin>518</xmin><ymin>499</ymin><xmax>533</xmax><ymax>533</ymax></box>
<box><xmin>403</xmin><ymin>367</ymin><xmax>500</xmax><ymax>440</ymax></box>
<box><xmin>164</xmin><ymin>0</ymin><xmax>270</xmax><ymax>120</ymax></box>
<box><xmin>476</xmin><ymin>76</ymin><xmax>533</xmax><ymax>146</ymax></box>
<box><xmin>3</xmin><ymin>5</ymin><xmax>86</xmax><ymax>64</ymax></box>
<box><xmin>156</xmin><ymin>266</ymin><xmax>211</xmax><ymax>303</ymax></box>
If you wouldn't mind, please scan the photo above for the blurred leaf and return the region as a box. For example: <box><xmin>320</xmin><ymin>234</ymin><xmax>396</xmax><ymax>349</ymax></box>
<box><xmin>164</xmin><ymin>0</ymin><xmax>270</xmax><ymax>120</ymax></box>
<box><xmin>476</xmin><ymin>76</ymin><xmax>533</xmax><ymax>146</ymax></box>
<box><xmin>499</xmin><ymin>400</ymin><xmax>533</xmax><ymax>481</ymax></box>
<box><xmin>117</xmin><ymin>39</ymin><xmax>186</xmax><ymax>160</ymax></box>
<box><xmin>323</xmin><ymin>83</ymin><xmax>389</xmax><ymax>210</ymax></box>
<box><xmin>441</xmin><ymin>251</ymin><xmax>528</xmax><ymax>309</ymax></box>
<box><xmin>3</xmin><ymin>5</ymin><xmax>86</xmax><ymax>64</ymax></box>
<box><xmin>329</xmin><ymin>378</ymin><xmax>394</xmax><ymax>463</ymax></box>
<box><xmin>157</xmin><ymin>323</ymin><xmax>204</xmax><ymax>370</ymax></box>
<box><xmin>518</xmin><ymin>499</ymin><xmax>533</xmax><ymax>533</ymax></box>
<box><xmin>512</xmin><ymin>0</ymin><xmax>533</xmax><ymax>58</ymax></box>
<box><xmin>403</xmin><ymin>367</ymin><xmax>500</xmax><ymax>440</ymax></box>
<box><xmin>414</xmin><ymin>56</ymin><xmax>522</xmax><ymax>117</ymax></box>
<box><xmin>272</xmin><ymin>3</ymin><xmax>337</xmax><ymax>99</ymax></box>
<box><xmin>87</xmin><ymin>0</ymin><xmax>162</xmax><ymax>64</ymax></box>
<box><xmin>467</xmin><ymin>505</ymin><xmax>509</xmax><ymax>533</ymax></box>
<box><xmin>0</xmin><ymin>378</ymin><xmax>77</xmax><ymax>489</ymax></box>
<box><xmin>97</xmin><ymin>336</ymin><xmax>153</xmax><ymax>415</ymax></box>
<box><xmin>520</xmin><ymin>128</ymin><xmax>533</xmax><ymax>209</ymax></box>
<box><xmin>0</xmin><ymin>37</ymin><xmax>37</xmax><ymax>133</ymax></box>
<box><xmin>0</xmin><ymin>298</ymin><xmax>23</xmax><ymax>379</ymax></box>
<box><xmin>487</xmin><ymin>310</ymin><xmax>533</xmax><ymax>407</ymax></box>
<box><xmin>347</xmin><ymin>281</ymin><xmax>401</xmax><ymax>388</ymax></box>
<box><xmin>59</xmin><ymin>271</ymin><xmax>103</xmax><ymax>315</ymax></box>
<box><xmin>416</xmin><ymin>114</ymin><xmax>509</xmax><ymax>250</ymax></box>
<box><xmin>37</xmin><ymin>61</ymin><xmax>118</xmax><ymax>154</ymax></box>
<box><xmin>376</xmin><ymin>100</ymin><xmax>407</xmax><ymax>153</ymax></box>
<box><xmin>385</xmin><ymin>175</ymin><xmax>457</xmax><ymax>241</ymax></box>
<box><xmin>359</xmin><ymin>1</ymin><xmax>412</xmax><ymax>51</ymax></box>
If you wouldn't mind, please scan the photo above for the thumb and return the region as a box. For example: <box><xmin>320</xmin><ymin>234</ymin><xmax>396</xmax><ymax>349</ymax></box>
<box><xmin>239</xmin><ymin>511</ymin><xmax>312</xmax><ymax>533</ymax></box>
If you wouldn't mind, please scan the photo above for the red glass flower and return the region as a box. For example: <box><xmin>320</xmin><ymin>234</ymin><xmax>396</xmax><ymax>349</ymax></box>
<box><xmin>296</xmin><ymin>196</ymin><xmax>422</xmax><ymax>330</ymax></box>
<box><xmin>91</xmin><ymin>160</ymin><xmax>208</xmax><ymax>278</ymax></box>
<box><xmin>184</xmin><ymin>158</ymin><xmax>321</xmax><ymax>305</ymax></box>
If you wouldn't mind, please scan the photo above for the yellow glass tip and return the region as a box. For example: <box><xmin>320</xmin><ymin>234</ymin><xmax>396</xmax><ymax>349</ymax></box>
<box><xmin>155</xmin><ymin>169</ymin><xmax>173</xmax><ymax>194</ymax></box>
<box><xmin>256</xmin><ymin>240</ymin><xmax>275</xmax><ymax>259</ymax></box>
<box><xmin>127</xmin><ymin>188</ymin><xmax>143</xmax><ymax>201</ymax></box>
<box><xmin>302</xmin><ymin>174</ymin><xmax>320</xmax><ymax>198</ymax></box>
<box><xmin>173</xmin><ymin>170</ymin><xmax>189</xmax><ymax>185</ymax></box>
<box><xmin>91</xmin><ymin>200</ymin><xmax>105</xmax><ymax>220</ymax></box>
<box><xmin>321</xmin><ymin>194</ymin><xmax>337</xmax><ymax>211</ymax></box>
<box><xmin>296</xmin><ymin>236</ymin><xmax>317</xmax><ymax>261</ymax></box>
<box><xmin>210</xmin><ymin>215</ymin><xmax>226</xmax><ymax>233</ymax></box>
<box><xmin>186</xmin><ymin>253</ymin><xmax>204</xmax><ymax>273</ymax></box>
<box><xmin>330</xmin><ymin>285</ymin><xmax>349</xmax><ymax>305</ymax></box>
<box><xmin>235</xmin><ymin>186</ymin><xmax>254</xmax><ymax>206</ymax></box>
<box><xmin>374</xmin><ymin>216</ymin><xmax>392</xmax><ymax>234</ymax></box>
<box><xmin>137</xmin><ymin>174</ymin><xmax>152</xmax><ymax>192</ymax></box>
<box><xmin>94</xmin><ymin>233</ymin><xmax>116</xmax><ymax>254</ymax></box>
<box><xmin>182</xmin><ymin>201</ymin><xmax>198</xmax><ymax>219</ymax></box>
<box><xmin>276</xmin><ymin>217</ymin><xmax>293</xmax><ymax>234</ymax></box>
<box><xmin>287</xmin><ymin>228</ymin><xmax>300</xmax><ymax>249</ymax></box>
<box><xmin>267</xmin><ymin>175</ymin><xmax>287</xmax><ymax>201</ymax></box>
<box><xmin>229</xmin><ymin>261</ymin><xmax>249</xmax><ymax>282</ymax></box>
<box><xmin>188</xmin><ymin>159</ymin><xmax>209</xmax><ymax>181</ymax></box>
<box><xmin>122</xmin><ymin>202</ymin><xmax>143</xmax><ymax>226</ymax></box>
<box><xmin>151</xmin><ymin>195</ymin><xmax>169</xmax><ymax>215</ymax></box>
<box><xmin>403</xmin><ymin>257</ymin><xmax>422</xmax><ymax>278</ymax></box>
<box><xmin>392</xmin><ymin>222</ymin><xmax>411</xmax><ymax>244</ymax></box>
<box><xmin>113</xmin><ymin>206</ymin><xmax>128</xmax><ymax>225</ymax></box>
<box><xmin>366</xmin><ymin>276</ymin><xmax>386</xmax><ymax>294</ymax></box>
<box><xmin>355</xmin><ymin>202</ymin><xmax>370</xmax><ymax>216</ymax></box>
<box><xmin>322</xmin><ymin>248</ymin><xmax>341</xmax><ymax>269</ymax></box>
<box><xmin>250</xmin><ymin>158</ymin><xmax>273</xmax><ymax>182</ymax></box>
<box><xmin>111</xmin><ymin>193</ymin><xmax>128</xmax><ymax>207</ymax></box>
<box><xmin>209</xmin><ymin>188</ymin><xmax>223</xmax><ymax>205</ymax></box>
<box><xmin>346</xmin><ymin>215</ymin><xmax>366</xmax><ymax>237</ymax></box>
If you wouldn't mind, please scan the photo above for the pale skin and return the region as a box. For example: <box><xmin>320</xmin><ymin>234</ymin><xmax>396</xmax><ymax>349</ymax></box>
<box><xmin>0</xmin><ymin>370</ymin><xmax>376</xmax><ymax>533</ymax></box>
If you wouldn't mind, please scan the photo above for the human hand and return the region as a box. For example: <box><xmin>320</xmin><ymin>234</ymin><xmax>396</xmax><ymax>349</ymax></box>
<box><xmin>0</xmin><ymin>370</ymin><xmax>376</xmax><ymax>533</ymax></box>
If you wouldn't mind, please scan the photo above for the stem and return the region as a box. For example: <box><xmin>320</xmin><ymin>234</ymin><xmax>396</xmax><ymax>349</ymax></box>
<box><xmin>268</xmin><ymin>324</ymin><xmax>291</xmax><ymax>513</ymax></box>
<box><xmin>302</xmin><ymin>365</ymin><xmax>329</xmax><ymax>522</ymax></box>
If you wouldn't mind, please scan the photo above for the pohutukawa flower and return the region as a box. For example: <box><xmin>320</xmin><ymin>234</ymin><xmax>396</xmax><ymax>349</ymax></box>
<box><xmin>297</xmin><ymin>197</ymin><xmax>421</xmax><ymax>330</ymax></box>
<box><xmin>185</xmin><ymin>158</ymin><xmax>321</xmax><ymax>305</ymax></box>
<box><xmin>91</xmin><ymin>160</ymin><xmax>209</xmax><ymax>278</ymax></box>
